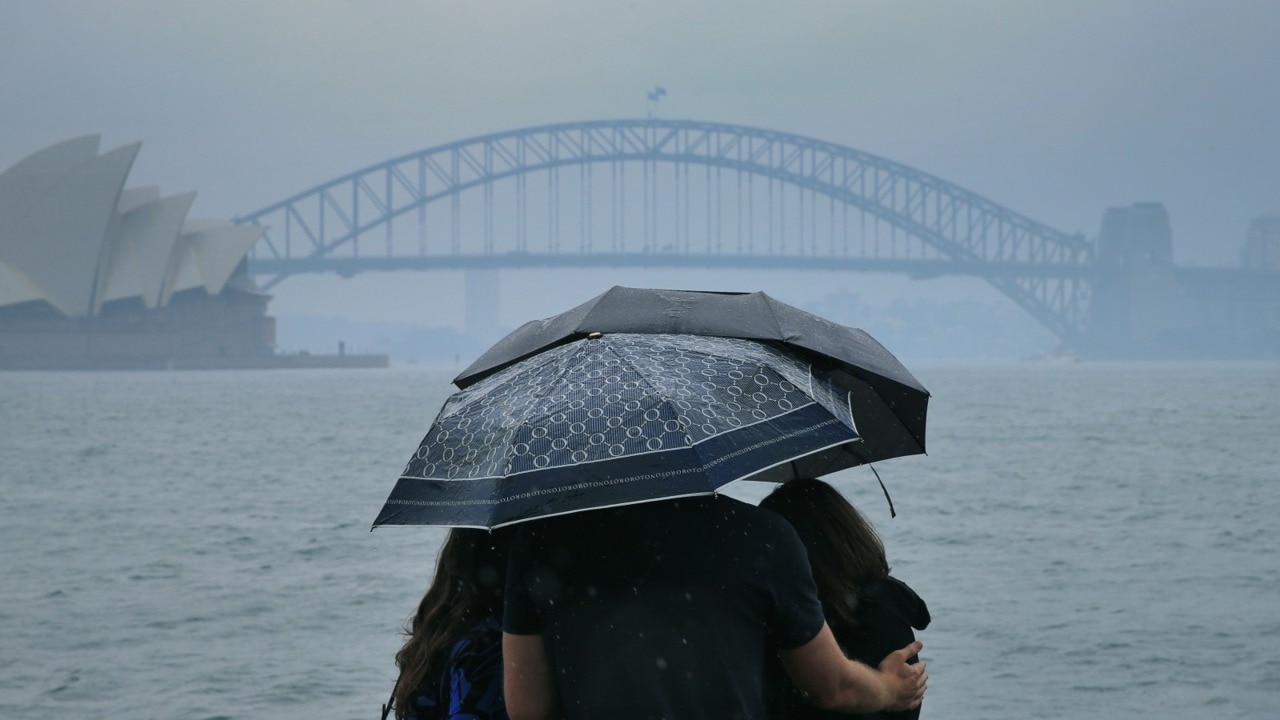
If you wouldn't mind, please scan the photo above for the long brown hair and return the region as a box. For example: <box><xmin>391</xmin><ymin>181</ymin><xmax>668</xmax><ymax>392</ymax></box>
<box><xmin>759</xmin><ymin>478</ymin><xmax>889</xmax><ymax>633</ymax></box>
<box><xmin>393</xmin><ymin>527</ymin><xmax>513</xmax><ymax>718</ymax></box>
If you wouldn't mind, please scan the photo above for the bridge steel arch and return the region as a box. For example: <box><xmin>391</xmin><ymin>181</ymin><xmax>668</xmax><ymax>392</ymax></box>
<box><xmin>238</xmin><ymin>119</ymin><xmax>1095</xmax><ymax>345</ymax></box>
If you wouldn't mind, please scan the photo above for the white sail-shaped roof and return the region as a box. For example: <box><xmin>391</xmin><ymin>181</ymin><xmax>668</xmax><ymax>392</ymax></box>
<box><xmin>0</xmin><ymin>259</ymin><xmax>44</xmax><ymax>307</ymax></box>
<box><xmin>96</xmin><ymin>191</ymin><xmax>197</xmax><ymax>310</ymax></box>
<box><xmin>0</xmin><ymin>136</ymin><xmax>101</xmax><ymax>227</ymax></box>
<box><xmin>1</xmin><ymin>137</ymin><xmax>99</xmax><ymax>311</ymax></box>
<box><xmin>160</xmin><ymin>222</ymin><xmax>208</xmax><ymax>305</ymax></box>
<box><xmin>189</xmin><ymin>224</ymin><xmax>266</xmax><ymax>295</ymax></box>
<box><xmin>0</xmin><ymin>143</ymin><xmax>140</xmax><ymax>317</ymax></box>
<box><xmin>116</xmin><ymin>186</ymin><xmax>160</xmax><ymax>215</ymax></box>
<box><xmin>161</xmin><ymin>220</ymin><xmax>265</xmax><ymax>305</ymax></box>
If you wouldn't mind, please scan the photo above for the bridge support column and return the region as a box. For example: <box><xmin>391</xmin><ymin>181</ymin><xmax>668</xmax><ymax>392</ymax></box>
<box><xmin>1085</xmin><ymin>203</ymin><xmax>1177</xmax><ymax>358</ymax></box>
<box><xmin>464</xmin><ymin>269</ymin><xmax>501</xmax><ymax>343</ymax></box>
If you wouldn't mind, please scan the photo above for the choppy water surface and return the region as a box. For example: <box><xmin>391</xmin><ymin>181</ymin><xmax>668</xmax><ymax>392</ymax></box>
<box><xmin>2</xmin><ymin>362</ymin><xmax>1278</xmax><ymax>719</ymax></box>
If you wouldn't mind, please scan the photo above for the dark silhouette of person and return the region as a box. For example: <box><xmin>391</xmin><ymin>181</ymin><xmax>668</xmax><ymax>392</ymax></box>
<box><xmin>759</xmin><ymin>478</ymin><xmax>931</xmax><ymax>720</ymax></box>
<box><xmin>392</xmin><ymin>528</ymin><xmax>513</xmax><ymax>720</ymax></box>
<box><xmin>501</xmin><ymin>495</ymin><xmax>926</xmax><ymax>720</ymax></box>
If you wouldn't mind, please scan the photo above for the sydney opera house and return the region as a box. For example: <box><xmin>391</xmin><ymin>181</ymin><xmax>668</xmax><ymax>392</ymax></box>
<box><xmin>0</xmin><ymin>136</ymin><xmax>384</xmax><ymax>369</ymax></box>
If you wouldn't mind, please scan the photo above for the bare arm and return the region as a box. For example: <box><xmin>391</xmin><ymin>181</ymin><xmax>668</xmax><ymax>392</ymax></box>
<box><xmin>502</xmin><ymin>632</ymin><xmax>559</xmax><ymax>720</ymax></box>
<box><xmin>778</xmin><ymin>622</ymin><xmax>927</xmax><ymax>714</ymax></box>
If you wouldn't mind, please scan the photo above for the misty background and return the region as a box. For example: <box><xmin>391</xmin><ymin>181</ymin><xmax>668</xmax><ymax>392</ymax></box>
<box><xmin>2</xmin><ymin>0</ymin><xmax>1277</xmax><ymax>362</ymax></box>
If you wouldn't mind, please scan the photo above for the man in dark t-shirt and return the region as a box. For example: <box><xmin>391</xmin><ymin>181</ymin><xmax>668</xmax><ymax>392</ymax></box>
<box><xmin>502</xmin><ymin>496</ymin><xmax>927</xmax><ymax>720</ymax></box>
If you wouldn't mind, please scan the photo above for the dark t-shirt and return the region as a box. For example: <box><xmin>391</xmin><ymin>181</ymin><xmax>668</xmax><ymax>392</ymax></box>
<box><xmin>503</xmin><ymin>496</ymin><xmax>826</xmax><ymax>720</ymax></box>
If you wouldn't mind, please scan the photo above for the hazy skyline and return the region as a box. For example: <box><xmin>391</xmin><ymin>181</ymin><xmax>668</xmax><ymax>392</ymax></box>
<box><xmin>3</xmin><ymin>0</ymin><xmax>1277</xmax><ymax>333</ymax></box>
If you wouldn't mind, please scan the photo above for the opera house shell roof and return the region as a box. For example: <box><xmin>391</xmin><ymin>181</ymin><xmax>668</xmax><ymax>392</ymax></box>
<box><xmin>0</xmin><ymin>136</ymin><xmax>265</xmax><ymax>318</ymax></box>
<box><xmin>0</xmin><ymin>136</ymin><xmax>387</xmax><ymax>369</ymax></box>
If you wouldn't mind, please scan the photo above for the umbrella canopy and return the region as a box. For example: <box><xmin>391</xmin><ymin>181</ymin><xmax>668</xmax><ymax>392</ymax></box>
<box><xmin>373</xmin><ymin>332</ymin><xmax>927</xmax><ymax>529</ymax></box>
<box><xmin>453</xmin><ymin>286</ymin><xmax>928</xmax><ymax>453</ymax></box>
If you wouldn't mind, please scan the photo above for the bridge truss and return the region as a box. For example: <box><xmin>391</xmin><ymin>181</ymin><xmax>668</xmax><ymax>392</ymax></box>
<box><xmin>238</xmin><ymin>119</ymin><xmax>1095</xmax><ymax>344</ymax></box>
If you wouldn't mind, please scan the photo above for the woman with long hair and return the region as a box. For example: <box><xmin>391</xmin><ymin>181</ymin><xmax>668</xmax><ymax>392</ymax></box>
<box><xmin>392</xmin><ymin>527</ymin><xmax>513</xmax><ymax>720</ymax></box>
<box><xmin>759</xmin><ymin>478</ymin><xmax>930</xmax><ymax>720</ymax></box>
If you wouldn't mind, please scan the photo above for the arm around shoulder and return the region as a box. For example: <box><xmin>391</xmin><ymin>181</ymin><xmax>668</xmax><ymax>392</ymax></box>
<box><xmin>778</xmin><ymin>622</ymin><xmax>927</xmax><ymax>714</ymax></box>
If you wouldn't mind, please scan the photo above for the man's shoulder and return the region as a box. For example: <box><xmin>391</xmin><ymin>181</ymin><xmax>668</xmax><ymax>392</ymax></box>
<box><xmin>509</xmin><ymin>494</ymin><xmax>798</xmax><ymax>548</ymax></box>
<box><xmin>709</xmin><ymin>493</ymin><xmax>795</xmax><ymax>527</ymax></box>
<box><xmin>680</xmin><ymin>494</ymin><xmax>801</xmax><ymax>541</ymax></box>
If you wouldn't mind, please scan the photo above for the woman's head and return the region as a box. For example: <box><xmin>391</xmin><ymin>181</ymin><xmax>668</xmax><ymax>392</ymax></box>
<box><xmin>759</xmin><ymin>478</ymin><xmax>889</xmax><ymax>629</ymax></box>
<box><xmin>431</xmin><ymin>527</ymin><xmax>512</xmax><ymax>614</ymax></box>
<box><xmin>394</xmin><ymin>527</ymin><xmax>513</xmax><ymax>718</ymax></box>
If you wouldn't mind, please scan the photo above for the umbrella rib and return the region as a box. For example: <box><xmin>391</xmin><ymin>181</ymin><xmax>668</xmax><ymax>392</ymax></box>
<box><xmin>845</xmin><ymin>389</ymin><xmax>860</xmax><ymax>437</ymax></box>
<box><xmin>759</xmin><ymin>295</ymin><xmax>791</xmax><ymax>346</ymax></box>
<box><xmin>498</xmin><ymin>343</ymin><xmax>591</xmax><ymax>478</ymax></box>
<box><xmin>608</xmin><ymin>341</ymin><xmax>693</xmax><ymax>443</ymax></box>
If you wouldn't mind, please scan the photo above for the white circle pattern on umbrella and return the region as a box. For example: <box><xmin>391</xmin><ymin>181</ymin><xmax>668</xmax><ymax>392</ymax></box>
<box><xmin>402</xmin><ymin>334</ymin><xmax>838</xmax><ymax>482</ymax></box>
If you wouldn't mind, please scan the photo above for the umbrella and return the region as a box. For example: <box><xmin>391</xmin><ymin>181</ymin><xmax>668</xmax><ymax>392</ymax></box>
<box><xmin>373</xmin><ymin>332</ymin><xmax>927</xmax><ymax>529</ymax></box>
<box><xmin>454</xmin><ymin>286</ymin><xmax>928</xmax><ymax>455</ymax></box>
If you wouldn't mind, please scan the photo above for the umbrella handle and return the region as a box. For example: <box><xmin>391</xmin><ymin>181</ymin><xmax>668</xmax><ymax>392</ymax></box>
<box><xmin>869</xmin><ymin>463</ymin><xmax>897</xmax><ymax>518</ymax></box>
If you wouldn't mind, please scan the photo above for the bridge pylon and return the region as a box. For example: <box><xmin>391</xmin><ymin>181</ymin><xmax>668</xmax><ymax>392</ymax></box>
<box><xmin>464</xmin><ymin>269</ymin><xmax>502</xmax><ymax>344</ymax></box>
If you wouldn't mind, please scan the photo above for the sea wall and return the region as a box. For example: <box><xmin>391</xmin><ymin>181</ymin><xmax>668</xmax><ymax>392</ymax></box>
<box><xmin>0</xmin><ymin>288</ymin><xmax>386</xmax><ymax>370</ymax></box>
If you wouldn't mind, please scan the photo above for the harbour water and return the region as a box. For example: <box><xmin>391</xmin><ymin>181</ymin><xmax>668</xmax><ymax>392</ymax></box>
<box><xmin>1</xmin><ymin>362</ymin><xmax>1278</xmax><ymax>719</ymax></box>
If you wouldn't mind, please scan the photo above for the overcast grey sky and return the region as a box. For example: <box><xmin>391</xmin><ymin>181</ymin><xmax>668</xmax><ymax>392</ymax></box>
<box><xmin>2</xmin><ymin>0</ymin><xmax>1277</xmax><ymax>327</ymax></box>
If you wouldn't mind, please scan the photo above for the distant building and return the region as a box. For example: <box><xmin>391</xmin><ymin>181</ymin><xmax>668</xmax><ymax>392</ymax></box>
<box><xmin>0</xmin><ymin>136</ymin><xmax>385</xmax><ymax>369</ymax></box>
<box><xmin>1242</xmin><ymin>216</ymin><xmax>1280</xmax><ymax>270</ymax></box>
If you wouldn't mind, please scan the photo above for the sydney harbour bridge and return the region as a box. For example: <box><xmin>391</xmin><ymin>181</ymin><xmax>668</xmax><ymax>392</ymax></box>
<box><xmin>236</xmin><ymin>118</ymin><xmax>1226</xmax><ymax>356</ymax></box>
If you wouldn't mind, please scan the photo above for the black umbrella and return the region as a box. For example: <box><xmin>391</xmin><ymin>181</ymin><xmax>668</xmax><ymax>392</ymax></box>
<box><xmin>454</xmin><ymin>286</ymin><xmax>928</xmax><ymax>457</ymax></box>
<box><xmin>373</xmin><ymin>332</ymin><xmax>926</xmax><ymax>529</ymax></box>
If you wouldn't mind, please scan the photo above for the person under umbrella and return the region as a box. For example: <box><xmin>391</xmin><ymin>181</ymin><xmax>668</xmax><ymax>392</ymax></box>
<box><xmin>759</xmin><ymin>478</ymin><xmax>931</xmax><ymax>720</ymax></box>
<box><xmin>388</xmin><ymin>528</ymin><xmax>514</xmax><ymax>720</ymax></box>
<box><xmin>501</xmin><ymin>494</ymin><xmax>927</xmax><ymax>720</ymax></box>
